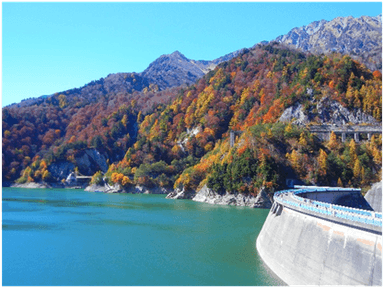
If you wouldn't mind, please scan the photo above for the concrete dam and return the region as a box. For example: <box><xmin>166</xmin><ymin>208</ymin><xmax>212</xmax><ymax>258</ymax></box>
<box><xmin>256</xmin><ymin>187</ymin><xmax>382</xmax><ymax>285</ymax></box>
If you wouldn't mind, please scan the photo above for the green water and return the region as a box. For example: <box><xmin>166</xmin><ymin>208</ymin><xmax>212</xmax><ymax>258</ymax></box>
<box><xmin>2</xmin><ymin>187</ymin><xmax>283</xmax><ymax>286</ymax></box>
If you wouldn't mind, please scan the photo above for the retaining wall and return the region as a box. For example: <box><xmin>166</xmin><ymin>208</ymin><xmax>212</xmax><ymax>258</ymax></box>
<box><xmin>256</xmin><ymin>188</ymin><xmax>382</xmax><ymax>285</ymax></box>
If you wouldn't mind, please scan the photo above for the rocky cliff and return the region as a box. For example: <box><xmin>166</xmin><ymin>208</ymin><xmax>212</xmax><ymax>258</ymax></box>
<box><xmin>85</xmin><ymin>183</ymin><xmax>171</xmax><ymax>194</ymax></box>
<box><xmin>47</xmin><ymin>148</ymin><xmax>108</xmax><ymax>183</ymax></box>
<box><xmin>279</xmin><ymin>96</ymin><xmax>380</xmax><ymax>126</ymax></box>
<box><xmin>273</xmin><ymin>14</ymin><xmax>382</xmax><ymax>71</ymax></box>
<box><xmin>165</xmin><ymin>185</ymin><xmax>273</xmax><ymax>208</ymax></box>
<box><xmin>365</xmin><ymin>181</ymin><xmax>382</xmax><ymax>212</ymax></box>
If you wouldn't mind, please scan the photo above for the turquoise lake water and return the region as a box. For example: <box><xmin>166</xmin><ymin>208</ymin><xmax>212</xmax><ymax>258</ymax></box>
<box><xmin>2</xmin><ymin>187</ymin><xmax>284</xmax><ymax>286</ymax></box>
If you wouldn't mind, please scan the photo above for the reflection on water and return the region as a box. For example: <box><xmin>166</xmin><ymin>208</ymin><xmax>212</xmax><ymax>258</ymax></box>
<box><xmin>3</xmin><ymin>187</ymin><xmax>284</xmax><ymax>286</ymax></box>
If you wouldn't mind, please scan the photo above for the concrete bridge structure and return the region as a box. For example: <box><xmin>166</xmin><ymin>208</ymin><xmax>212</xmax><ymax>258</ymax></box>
<box><xmin>229</xmin><ymin>130</ymin><xmax>243</xmax><ymax>147</ymax></box>
<box><xmin>256</xmin><ymin>187</ymin><xmax>382</xmax><ymax>285</ymax></box>
<box><xmin>309</xmin><ymin>125</ymin><xmax>382</xmax><ymax>143</ymax></box>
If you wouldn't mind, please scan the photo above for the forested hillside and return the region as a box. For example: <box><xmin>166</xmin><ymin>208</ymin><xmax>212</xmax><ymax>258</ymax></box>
<box><xmin>103</xmin><ymin>43</ymin><xmax>382</xmax><ymax>195</ymax></box>
<box><xmin>2</xmin><ymin>84</ymin><xmax>181</xmax><ymax>182</ymax></box>
<box><xmin>3</xmin><ymin>40</ymin><xmax>382</xmax><ymax>194</ymax></box>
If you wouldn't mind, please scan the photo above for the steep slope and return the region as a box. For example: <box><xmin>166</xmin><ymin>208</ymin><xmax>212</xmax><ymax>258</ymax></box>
<box><xmin>104</xmin><ymin>44</ymin><xmax>381</xmax><ymax>195</ymax></box>
<box><xmin>272</xmin><ymin>14</ymin><xmax>382</xmax><ymax>71</ymax></box>
<box><xmin>2</xmin><ymin>48</ymin><xmax>244</xmax><ymax>183</ymax></box>
<box><xmin>7</xmin><ymin>50</ymin><xmax>243</xmax><ymax>109</ymax></box>
<box><xmin>140</xmin><ymin>51</ymin><xmax>213</xmax><ymax>89</ymax></box>
<box><xmin>135</xmin><ymin>49</ymin><xmax>244</xmax><ymax>90</ymax></box>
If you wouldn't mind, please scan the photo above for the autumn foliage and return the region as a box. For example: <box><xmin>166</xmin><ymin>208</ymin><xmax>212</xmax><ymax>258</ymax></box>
<box><xmin>3</xmin><ymin>43</ymin><xmax>382</xmax><ymax>192</ymax></box>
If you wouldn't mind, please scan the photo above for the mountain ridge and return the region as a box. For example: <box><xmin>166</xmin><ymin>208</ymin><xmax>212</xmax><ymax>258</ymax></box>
<box><xmin>6</xmin><ymin>49</ymin><xmax>244</xmax><ymax>109</ymax></box>
<box><xmin>6</xmin><ymin>14</ymin><xmax>381</xmax><ymax>110</ymax></box>
<box><xmin>272</xmin><ymin>14</ymin><xmax>382</xmax><ymax>71</ymax></box>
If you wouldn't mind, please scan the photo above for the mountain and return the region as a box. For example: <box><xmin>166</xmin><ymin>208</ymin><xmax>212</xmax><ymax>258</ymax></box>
<box><xmin>104</xmin><ymin>43</ymin><xmax>381</xmax><ymax>195</ymax></box>
<box><xmin>140</xmin><ymin>50</ymin><xmax>242</xmax><ymax>90</ymax></box>
<box><xmin>140</xmin><ymin>51</ymin><xmax>212</xmax><ymax>90</ymax></box>
<box><xmin>272</xmin><ymin>14</ymin><xmax>382</xmax><ymax>71</ymax></box>
<box><xmin>3</xmin><ymin>15</ymin><xmax>382</xmax><ymax>191</ymax></box>
<box><xmin>6</xmin><ymin>50</ymin><xmax>243</xmax><ymax>109</ymax></box>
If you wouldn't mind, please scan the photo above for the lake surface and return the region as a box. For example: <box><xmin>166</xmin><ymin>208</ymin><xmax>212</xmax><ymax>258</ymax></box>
<box><xmin>2</xmin><ymin>187</ymin><xmax>284</xmax><ymax>286</ymax></box>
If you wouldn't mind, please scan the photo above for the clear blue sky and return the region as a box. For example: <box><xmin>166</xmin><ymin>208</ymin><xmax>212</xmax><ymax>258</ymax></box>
<box><xmin>2</xmin><ymin>2</ymin><xmax>382</xmax><ymax>107</ymax></box>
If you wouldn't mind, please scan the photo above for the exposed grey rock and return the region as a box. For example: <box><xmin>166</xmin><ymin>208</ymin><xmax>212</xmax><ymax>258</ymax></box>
<box><xmin>166</xmin><ymin>188</ymin><xmax>196</xmax><ymax>199</ymax></box>
<box><xmin>76</xmin><ymin>153</ymin><xmax>92</xmax><ymax>175</ymax></box>
<box><xmin>316</xmin><ymin>97</ymin><xmax>379</xmax><ymax>125</ymax></box>
<box><xmin>192</xmin><ymin>185</ymin><xmax>272</xmax><ymax>208</ymax></box>
<box><xmin>129</xmin><ymin>185</ymin><xmax>171</xmax><ymax>194</ymax></box>
<box><xmin>65</xmin><ymin>172</ymin><xmax>77</xmax><ymax>185</ymax></box>
<box><xmin>104</xmin><ymin>183</ymin><xmax>124</xmax><ymax>193</ymax></box>
<box><xmin>85</xmin><ymin>149</ymin><xmax>108</xmax><ymax>173</ymax></box>
<box><xmin>11</xmin><ymin>182</ymin><xmax>51</xmax><ymax>189</ymax></box>
<box><xmin>84</xmin><ymin>183</ymin><xmax>171</xmax><ymax>194</ymax></box>
<box><xmin>273</xmin><ymin>14</ymin><xmax>382</xmax><ymax>71</ymax></box>
<box><xmin>48</xmin><ymin>161</ymin><xmax>76</xmax><ymax>182</ymax></box>
<box><xmin>253</xmin><ymin>187</ymin><xmax>273</xmax><ymax>209</ymax></box>
<box><xmin>85</xmin><ymin>184</ymin><xmax>108</xmax><ymax>193</ymax></box>
<box><xmin>279</xmin><ymin>103</ymin><xmax>308</xmax><ymax>125</ymax></box>
<box><xmin>75</xmin><ymin>149</ymin><xmax>108</xmax><ymax>176</ymax></box>
<box><xmin>365</xmin><ymin>181</ymin><xmax>382</xmax><ymax>212</ymax></box>
<box><xmin>279</xmin><ymin>98</ymin><xmax>380</xmax><ymax>126</ymax></box>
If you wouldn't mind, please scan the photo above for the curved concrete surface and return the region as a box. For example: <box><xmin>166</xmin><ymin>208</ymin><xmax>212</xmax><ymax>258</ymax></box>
<box><xmin>256</xmin><ymin>188</ymin><xmax>382</xmax><ymax>286</ymax></box>
<box><xmin>365</xmin><ymin>181</ymin><xmax>382</xmax><ymax>212</ymax></box>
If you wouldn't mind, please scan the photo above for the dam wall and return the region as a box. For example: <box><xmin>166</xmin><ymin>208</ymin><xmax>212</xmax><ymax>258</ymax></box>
<box><xmin>256</xmin><ymin>188</ymin><xmax>382</xmax><ymax>286</ymax></box>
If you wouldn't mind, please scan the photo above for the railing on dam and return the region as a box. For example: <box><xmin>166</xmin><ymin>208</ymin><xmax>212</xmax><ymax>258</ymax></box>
<box><xmin>273</xmin><ymin>187</ymin><xmax>382</xmax><ymax>229</ymax></box>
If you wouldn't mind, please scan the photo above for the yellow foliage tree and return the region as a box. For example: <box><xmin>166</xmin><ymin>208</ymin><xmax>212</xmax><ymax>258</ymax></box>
<box><xmin>58</xmin><ymin>94</ymin><xmax>68</xmax><ymax>108</ymax></box>
<box><xmin>285</xmin><ymin>123</ymin><xmax>293</xmax><ymax>134</ymax></box>
<box><xmin>318</xmin><ymin>149</ymin><xmax>328</xmax><ymax>172</ymax></box>
<box><xmin>337</xmin><ymin>178</ymin><xmax>343</xmax><ymax>187</ymax></box>
<box><xmin>299</xmin><ymin>132</ymin><xmax>307</xmax><ymax>147</ymax></box>
<box><xmin>42</xmin><ymin>170</ymin><xmax>51</xmax><ymax>181</ymax></box>
<box><xmin>353</xmin><ymin>158</ymin><xmax>361</xmax><ymax>179</ymax></box>
<box><xmin>326</xmin><ymin>131</ymin><xmax>338</xmax><ymax>150</ymax></box>
<box><xmin>122</xmin><ymin>176</ymin><xmax>131</xmax><ymax>187</ymax></box>
<box><xmin>349</xmin><ymin>139</ymin><xmax>357</xmax><ymax>165</ymax></box>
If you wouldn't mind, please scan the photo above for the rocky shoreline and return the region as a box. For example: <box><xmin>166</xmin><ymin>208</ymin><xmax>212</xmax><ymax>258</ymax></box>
<box><xmin>10</xmin><ymin>182</ymin><xmax>52</xmax><ymax>189</ymax></box>
<box><xmin>6</xmin><ymin>180</ymin><xmax>273</xmax><ymax>208</ymax></box>
<box><xmin>5</xmin><ymin>180</ymin><xmax>382</xmax><ymax>210</ymax></box>
<box><xmin>84</xmin><ymin>183</ymin><xmax>172</xmax><ymax>194</ymax></box>
<box><xmin>166</xmin><ymin>185</ymin><xmax>273</xmax><ymax>208</ymax></box>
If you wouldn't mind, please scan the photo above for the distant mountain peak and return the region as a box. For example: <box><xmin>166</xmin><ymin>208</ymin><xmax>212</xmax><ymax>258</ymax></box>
<box><xmin>170</xmin><ymin>50</ymin><xmax>184</xmax><ymax>57</ymax></box>
<box><xmin>273</xmin><ymin>14</ymin><xmax>382</xmax><ymax>71</ymax></box>
<box><xmin>140</xmin><ymin>49</ymin><xmax>243</xmax><ymax>90</ymax></box>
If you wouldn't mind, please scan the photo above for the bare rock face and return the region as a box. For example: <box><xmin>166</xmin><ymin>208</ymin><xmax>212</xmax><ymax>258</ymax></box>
<box><xmin>75</xmin><ymin>149</ymin><xmax>108</xmax><ymax>176</ymax></box>
<box><xmin>253</xmin><ymin>187</ymin><xmax>273</xmax><ymax>209</ymax></box>
<box><xmin>84</xmin><ymin>184</ymin><xmax>108</xmax><ymax>193</ymax></box>
<box><xmin>85</xmin><ymin>183</ymin><xmax>171</xmax><ymax>194</ymax></box>
<box><xmin>166</xmin><ymin>188</ymin><xmax>196</xmax><ymax>199</ymax></box>
<box><xmin>279</xmin><ymin>97</ymin><xmax>380</xmax><ymax>126</ymax></box>
<box><xmin>127</xmin><ymin>185</ymin><xmax>171</xmax><ymax>194</ymax></box>
<box><xmin>279</xmin><ymin>103</ymin><xmax>308</xmax><ymax>125</ymax></box>
<box><xmin>48</xmin><ymin>161</ymin><xmax>76</xmax><ymax>182</ymax></box>
<box><xmin>274</xmin><ymin>14</ymin><xmax>382</xmax><ymax>71</ymax></box>
<box><xmin>192</xmin><ymin>185</ymin><xmax>272</xmax><ymax>208</ymax></box>
<box><xmin>11</xmin><ymin>182</ymin><xmax>51</xmax><ymax>189</ymax></box>
<box><xmin>365</xmin><ymin>181</ymin><xmax>382</xmax><ymax>212</ymax></box>
<box><xmin>65</xmin><ymin>172</ymin><xmax>77</xmax><ymax>185</ymax></box>
<box><xmin>316</xmin><ymin>98</ymin><xmax>379</xmax><ymax>125</ymax></box>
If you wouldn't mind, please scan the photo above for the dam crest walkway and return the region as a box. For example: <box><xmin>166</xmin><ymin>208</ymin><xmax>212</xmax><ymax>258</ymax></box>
<box><xmin>271</xmin><ymin>187</ymin><xmax>382</xmax><ymax>233</ymax></box>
